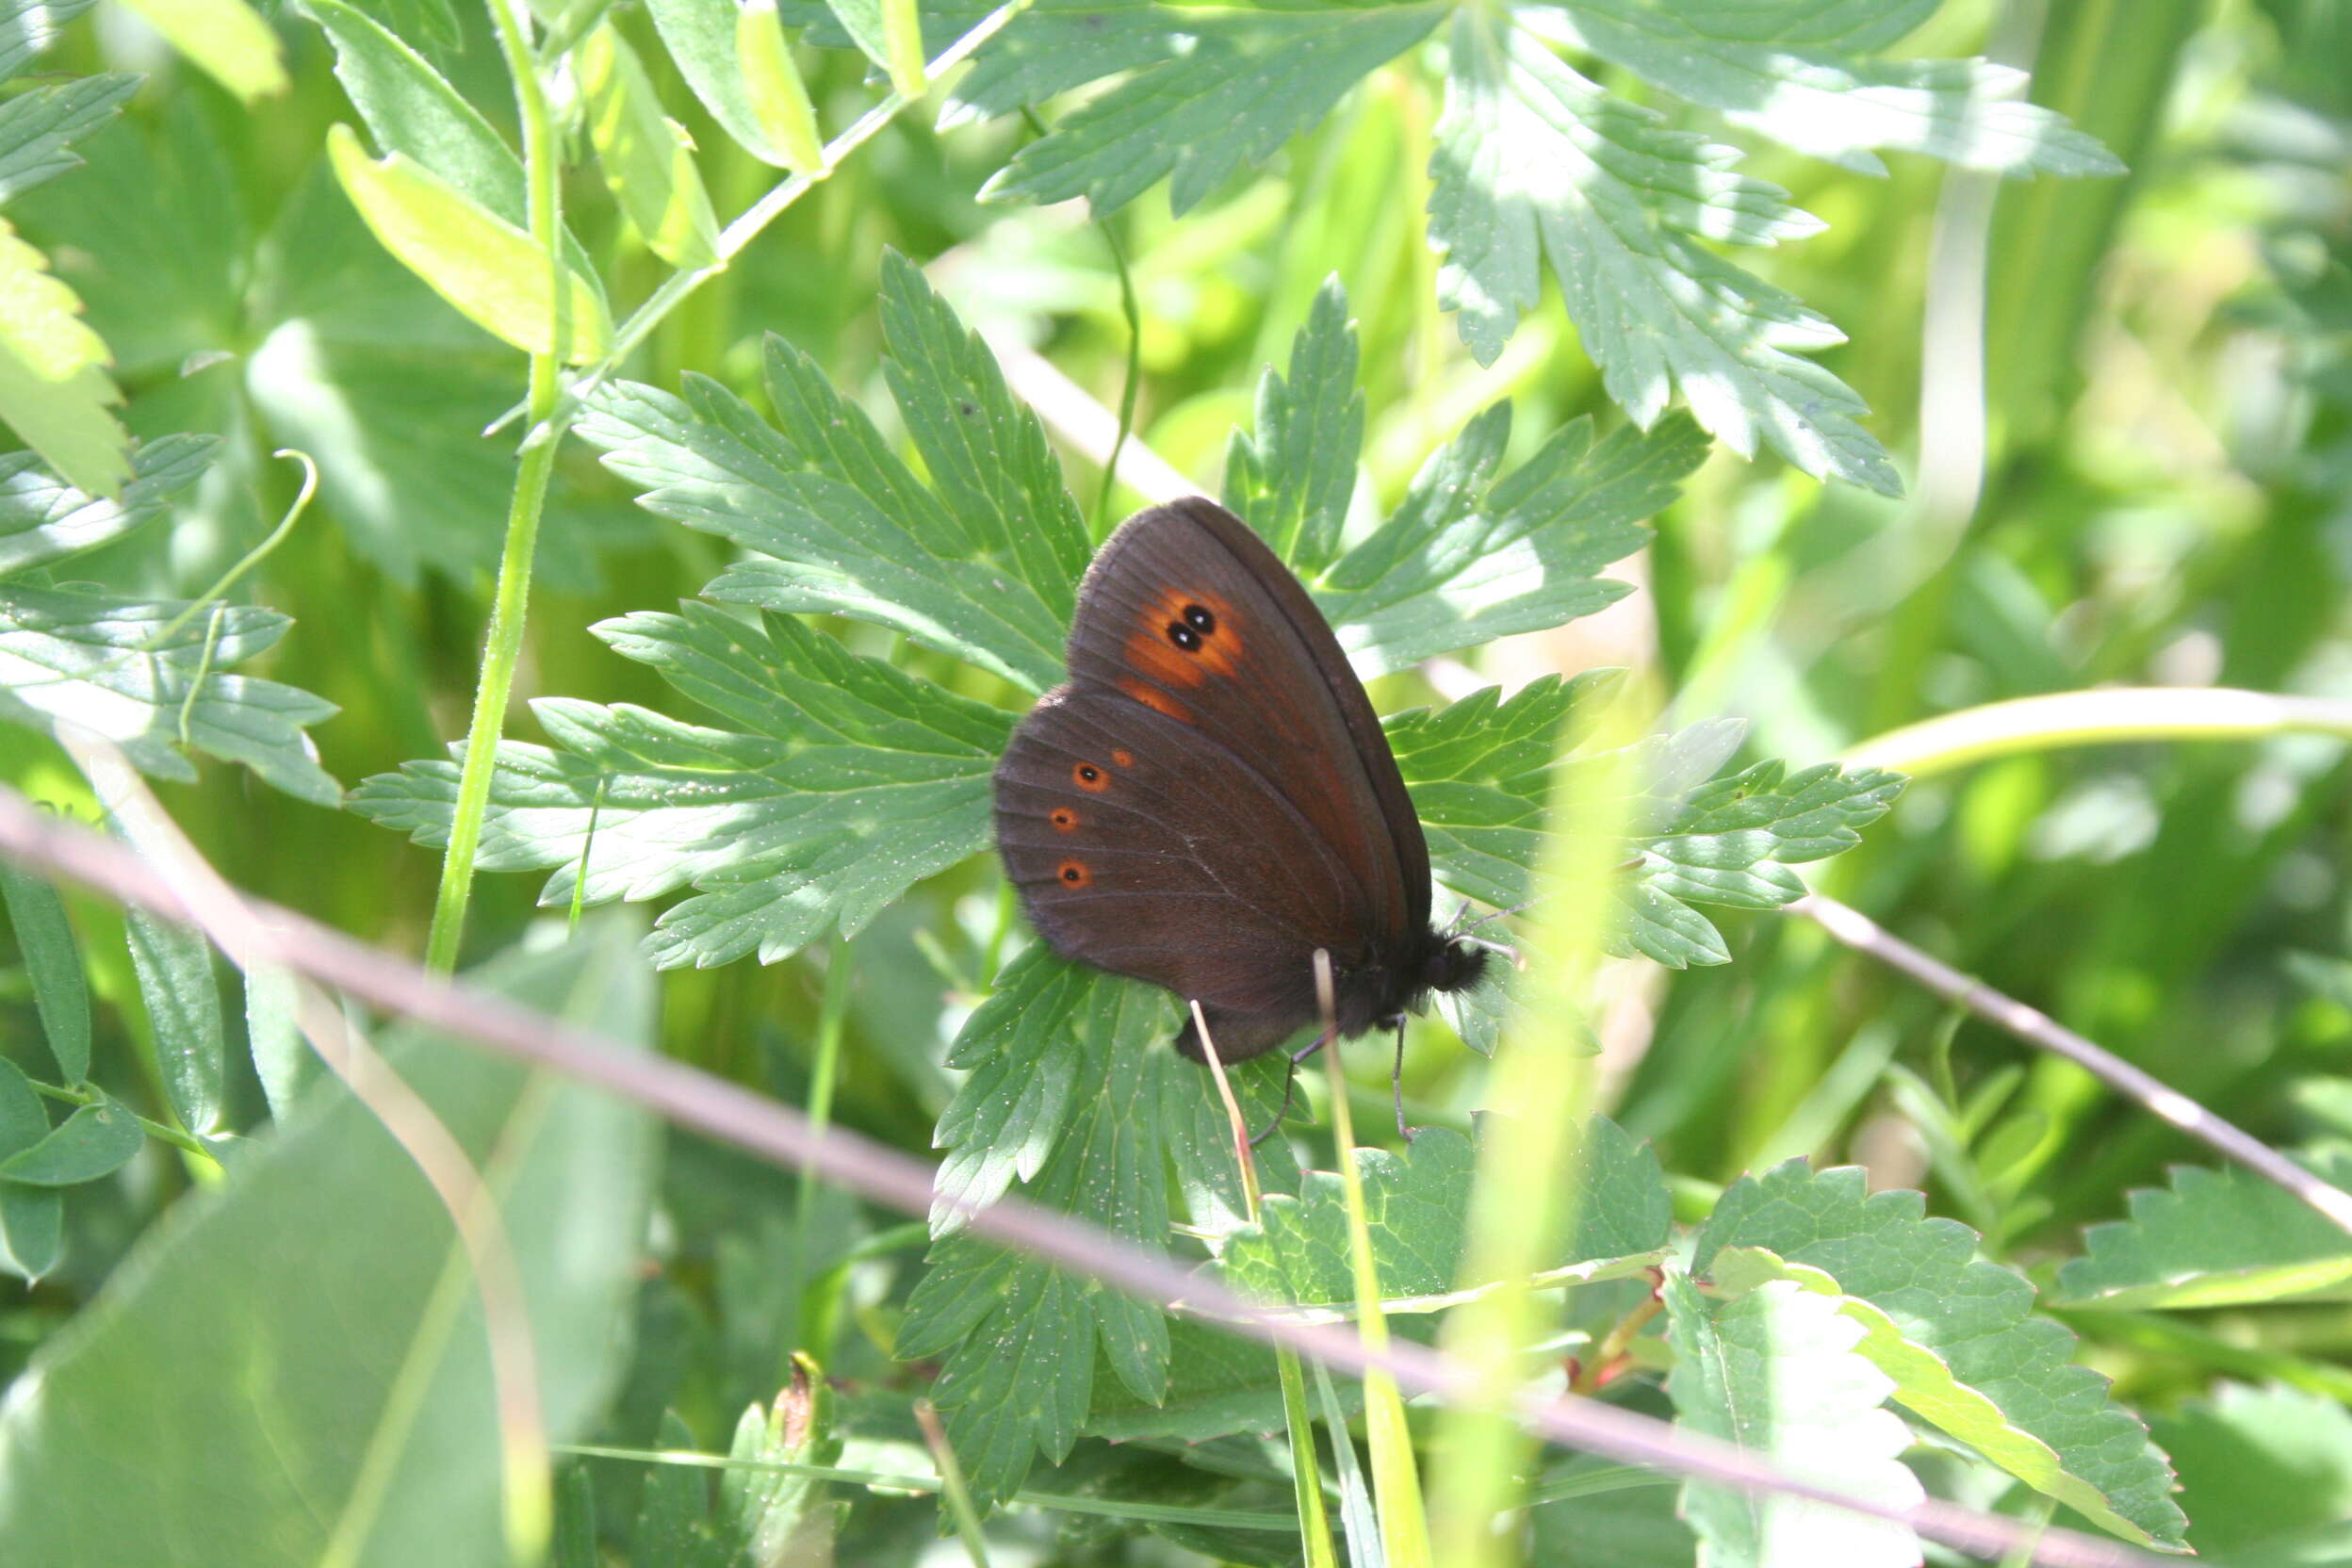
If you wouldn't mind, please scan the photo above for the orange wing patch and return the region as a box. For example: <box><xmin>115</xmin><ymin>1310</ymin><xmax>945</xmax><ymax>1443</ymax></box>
<box><xmin>1121</xmin><ymin>587</ymin><xmax>1243</xmax><ymax>695</ymax></box>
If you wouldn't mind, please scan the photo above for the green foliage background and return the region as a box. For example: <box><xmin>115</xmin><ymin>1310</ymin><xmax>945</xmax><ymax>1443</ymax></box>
<box><xmin>1</xmin><ymin>0</ymin><xmax>2350</xmax><ymax>1563</ymax></box>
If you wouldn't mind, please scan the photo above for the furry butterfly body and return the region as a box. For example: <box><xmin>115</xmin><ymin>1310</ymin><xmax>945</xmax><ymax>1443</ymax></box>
<box><xmin>993</xmin><ymin>498</ymin><xmax>1485</xmax><ymax>1062</ymax></box>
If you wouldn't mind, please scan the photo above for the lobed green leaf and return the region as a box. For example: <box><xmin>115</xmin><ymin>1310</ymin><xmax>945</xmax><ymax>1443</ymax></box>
<box><xmin>2052</xmin><ymin>1148</ymin><xmax>2352</xmax><ymax>1310</ymax></box>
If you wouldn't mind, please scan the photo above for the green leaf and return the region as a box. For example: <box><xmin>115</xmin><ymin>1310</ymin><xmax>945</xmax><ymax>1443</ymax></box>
<box><xmin>2149</xmin><ymin>1382</ymin><xmax>2352</xmax><ymax>1562</ymax></box>
<box><xmin>1532</xmin><ymin>1458</ymin><xmax>1692</xmax><ymax>1568</ymax></box>
<box><xmin>114</xmin><ymin>0</ymin><xmax>288</xmax><ymax>104</ymax></box>
<box><xmin>1223</xmin><ymin>278</ymin><xmax>1361</xmax><ymax>574</ymax></box>
<box><xmin>2051</xmin><ymin>1148</ymin><xmax>2352</xmax><ymax>1310</ymax></box>
<box><xmin>824</xmin><ymin>0</ymin><xmax>927</xmax><ymax>96</ymax></box>
<box><xmin>351</xmin><ymin>601</ymin><xmax>1009</xmax><ymax>969</ymax></box>
<box><xmin>1317</xmin><ymin>410</ymin><xmax>1702</xmax><ymax>679</ymax></box>
<box><xmin>645</xmin><ymin>0</ymin><xmax>793</xmax><ymax>166</ymax></box>
<box><xmin>0</xmin><ymin>0</ymin><xmax>100</xmax><ymax>80</ymax></box>
<box><xmin>0</xmin><ymin>583</ymin><xmax>343</xmax><ymax>806</ymax></box>
<box><xmin>0</xmin><ymin>924</ymin><xmax>661</xmax><ymax>1565</ymax></box>
<box><xmin>737</xmin><ymin>0</ymin><xmax>829</xmax><ymax>174</ymax></box>
<box><xmin>123</xmin><ymin>906</ymin><xmax>226</xmax><ymax>1137</ymax></box>
<box><xmin>897</xmin><ymin>954</ymin><xmax>1181</xmax><ymax>1503</ymax></box>
<box><xmin>1097</xmin><ymin>1119</ymin><xmax>1669</xmax><ymax>1445</ymax></box>
<box><xmin>243</xmin><ymin>962</ymin><xmax>314</xmax><ymax>1121</ymax></box>
<box><xmin>985</xmin><ymin>5</ymin><xmax>1446</xmax><ymax>217</ymax></box>
<box><xmin>327</xmin><ymin>123</ymin><xmax>612</xmax><ymax>364</ymax></box>
<box><xmin>1222</xmin><ymin>1119</ymin><xmax>1670</xmax><ymax>1312</ymax></box>
<box><xmin>0</xmin><ymin>860</ymin><xmax>90</xmax><ymax>1082</ymax></box>
<box><xmin>1662</xmin><ymin>1267</ymin><xmax>1921</xmax><ymax>1568</ymax></box>
<box><xmin>576</xmin><ymin>255</ymin><xmax>1086</xmax><ymax>691</ymax></box>
<box><xmin>0</xmin><ymin>1089</ymin><xmax>142</xmax><ymax>1184</ymax></box>
<box><xmin>0</xmin><ymin>74</ymin><xmax>138</xmax><ymax>206</ymax></box>
<box><xmin>0</xmin><ymin>1056</ymin><xmax>61</xmax><ymax>1279</ymax></box>
<box><xmin>577</xmin><ymin>24</ymin><xmax>722</xmax><ymax>269</ymax></box>
<box><xmin>0</xmin><ymin>216</ymin><xmax>129</xmax><ymax>498</ymax></box>
<box><xmin>0</xmin><ymin>432</ymin><xmax>216</xmax><ymax>578</ymax></box>
<box><xmin>1694</xmin><ymin>1160</ymin><xmax>2189</xmax><ymax>1550</ymax></box>
<box><xmin>1383</xmin><ymin>675</ymin><xmax>1898</xmax><ymax>962</ymax></box>
<box><xmin>716</xmin><ymin>1365</ymin><xmax>850</xmax><ymax>1563</ymax></box>
<box><xmin>1430</xmin><ymin>12</ymin><xmax>1900</xmax><ymax>496</ymax></box>
<box><xmin>935</xmin><ymin>0</ymin><xmax>1189</xmax><ymax>130</ymax></box>
<box><xmin>1542</xmin><ymin>3</ymin><xmax>2124</xmax><ymax>180</ymax></box>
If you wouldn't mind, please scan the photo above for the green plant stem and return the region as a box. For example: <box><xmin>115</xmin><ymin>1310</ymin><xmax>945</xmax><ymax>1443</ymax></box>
<box><xmin>426</xmin><ymin>0</ymin><xmax>567</xmax><ymax>977</ymax></box>
<box><xmin>1095</xmin><ymin>214</ymin><xmax>1142</xmax><ymax>535</ymax></box>
<box><xmin>27</xmin><ymin>1078</ymin><xmax>216</xmax><ymax>1162</ymax></box>
<box><xmin>794</xmin><ymin>942</ymin><xmax>854</xmax><ymax>1238</ymax></box>
<box><xmin>915</xmin><ymin>1399</ymin><xmax>993</xmax><ymax>1568</ymax></box>
<box><xmin>1318</xmin><ymin>958</ymin><xmax>1433</xmax><ymax>1568</ymax></box>
<box><xmin>1194</xmin><ymin>1004</ymin><xmax>1341</xmax><ymax>1568</ymax></box>
<box><xmin>1843</xmin><ymin>688</ymin><xmax>2352</xmax><ymax>778</ymax></box>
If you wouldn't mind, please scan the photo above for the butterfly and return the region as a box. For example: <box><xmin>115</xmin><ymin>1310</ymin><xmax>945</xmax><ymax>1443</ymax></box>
<box><xmin>992</xmin><ymin>497</ymin><xmax>1488</xmax><ymax>1083</ymax></box>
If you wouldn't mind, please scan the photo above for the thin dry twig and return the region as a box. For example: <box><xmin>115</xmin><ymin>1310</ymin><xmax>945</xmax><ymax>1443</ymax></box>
<box><xmin>0</xmin><ymin>786</ymin><xmax>2179</xmax><ymax>1568</ymax></box>
<box><xmin>1795</xmin><ymin>890</ymin><xmax>2352</xmax><ymax>1236</ymax></box>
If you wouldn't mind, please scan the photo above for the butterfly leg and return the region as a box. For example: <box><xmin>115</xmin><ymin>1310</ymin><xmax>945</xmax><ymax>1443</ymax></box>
<box><xmin>1389</xmin><ymin>1017</ymin><xmax>1414</xmax><ymax>1144</ymax></box>
<box><xmin>1246</xmin><ymin>1030</ymin><xmax>1343</xmax><ymax>1146</ymax></box>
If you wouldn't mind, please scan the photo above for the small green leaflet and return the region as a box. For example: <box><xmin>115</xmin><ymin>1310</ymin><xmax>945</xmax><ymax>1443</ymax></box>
<box><xmin>2051</xmin><ymin>1147</ymin><xmax>2352</xmax><ymax>1310</ymax></box>
<box><xmin>0</xmin><ymin>1057</ymin><xmax>61</xmax><ymax>1280</ymax></box>
<box><xmin>1695</xmin><ymin>1161</ymin><xmax>2190</xmax><ymax>1550</ymax></box>
<box><xmin>2148</xmin><ymin>1383</ymin><xmax>2352</xmax><ymax>1562</ymax></box>
<box><xmin>1662</xmin><ymin>1268</ymin><xmax>1921</xmax><ymax>1568</ymax></box>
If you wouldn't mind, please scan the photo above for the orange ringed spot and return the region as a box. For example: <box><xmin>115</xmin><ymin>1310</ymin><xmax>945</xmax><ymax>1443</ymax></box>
<box><xmin>1072</xmin><ymin>761</ymin><xmax>1109</xmax><ymax>792</ymax></box>
<box><xmin>1112</xmin><ymin>749</ymin><xmax>1135</xmax><ymax>768</ymax></box>
<box><xmin>1118</xmin><ymin>677</ymin><xmax>1192</xmax><ymax>724</ymax></box>
<box><xmin>1056</xmin><ymin>859</ymin><xmax>1091</xmax><ymax>888</ymax></box>
<box><xmin>1049</xmin><ymin>808</ymin><xmax>1078</xmax><ymax>831</ymax></box>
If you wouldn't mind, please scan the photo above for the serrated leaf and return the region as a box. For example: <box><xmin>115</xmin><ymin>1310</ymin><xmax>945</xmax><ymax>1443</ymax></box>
<box><xmin>0</xmin><ymin>1089</ymin><xmax>142</xmax><ymax>1184</ymax></box>
<box><xmin>0</xmin><ymin>860</ymin><xmax>90</xmax><ymax>1083</ymax></box>
<box><xmin>985</xmin><ymin>5</ymin><xmax>1445</xmax><ymax>217</ymax></box>
<box><xmin>115</xmin><ymin>0</ymin><xmax>288</xmax><ymax>104</ymax></box>
<box><xmin>0</xmin><ymin>925</ymin><xmax>660</xmax><ymax>1565</ymax></box>
<box><xmin>717</xmin><ymin>1363</ymin><xmax>849</xmax><ymax>1564</ymax></box>
<box><xmin>1431</xmin><ymin>11</ymin><xmax>1899</xmax><ymax>496</ymax></box>
<box><xmin>1382</xmin><ymin>674</ymin><xmax>1896</xmax><ymax>962</ymax></box>
<box><xmin>934</xmin><ymin>0</ymin><xmax>1188</xmax><ymax>130</ymax></box>
<box><xmin>1662</xmin><ymin>1267</ymin><xmax>1921</xmax><ymax>1568</ymax></box>
<box><xmin>327</xmin><ymin>123</ymin><xmax>612</xmax><ymax>364</ymax></box>
<box><xmin>1543</xmin><ymin>3</ymin><xmax>2122</xmax><ymax>180</ymax></box>
<box><xmin>0</xmin><ymin>0</ymin><xmax>101</xmax><ymax>82</ymax></box>
<box><xmin>0</xmin><ymin>74</ymin><xmax>137</xmax><ymax>206</ymax></box>
<box><xmin>1695</xmin><ymin>1161</ymin><xmax>2189</xmax><ymax>1550</ymax></box>
<box><xmin>1317</xmin><ymin>410</ymin><xmax>1700</xmax><ymax>678</ymax></box>
<box><xmin>1223</xmin><ymin>279</ymin><xmax>1361</xmax><ymax>573</ymax></box>
<box><xmin>577</xmin><ymin>25</ymin><xmax>722</xmax><ymax>270</ymax></box>
<box><xmin>123</xmin><ymin>905</ymin><xmax>225</xmax><ymax>1137</ymax></box>
<box><xmin>0</xmin><ymin>583</ymin><xmax>342</xmax><ymax>805</ymax></box>
<box><xmin>2051</xmin><ymin>1148</ymin><xmax>2352</xmax><ymax>1310</ymax></box>
<box><xmin>0</xmin><ymin>433</ymin><xmax>216</xmax><ymax>578</ymax></box>
<box><xmin>898</xmin><ymin>956</ymin><xmax>1179</xmax><ymax>1502</ymax></box>
<box><xmin>351</xmin><ymin>602</ymin><xmax>1008</xmax><ymax>969</ymax></box>
<box><xmin>577</xmin><ymin>256</ymin><xmax>1086</xmax><ymax>691</ymax></box>
<box><xmin>0</xmin><ymin>215</ymin><xmax>128</xmax><ymax>498</ymax></box>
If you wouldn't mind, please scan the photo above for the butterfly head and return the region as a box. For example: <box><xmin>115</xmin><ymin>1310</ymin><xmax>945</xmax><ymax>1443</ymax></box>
<box><xmin>1417</xmin><ymin>934</ymin><xmax>1490</xmax><ymax>998</ymax></box>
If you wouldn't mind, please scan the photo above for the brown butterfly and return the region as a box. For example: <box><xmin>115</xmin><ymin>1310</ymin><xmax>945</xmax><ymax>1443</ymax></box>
<box><xmin>992</xmin><ymin>498</ymin><xmax>1487</xmax><ymax>1079</ymax></box>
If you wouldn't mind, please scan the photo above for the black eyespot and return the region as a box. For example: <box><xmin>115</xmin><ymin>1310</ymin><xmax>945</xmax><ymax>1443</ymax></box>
<box><xmin>1183</xmin><ymin>603</ymin><xmax>1216</xmax><ymax>632</ymax></box>
<box><xmin>1167</xmin><ymin>621</ymin><xmax>1201</xmax><ymax>652</ymax></box>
